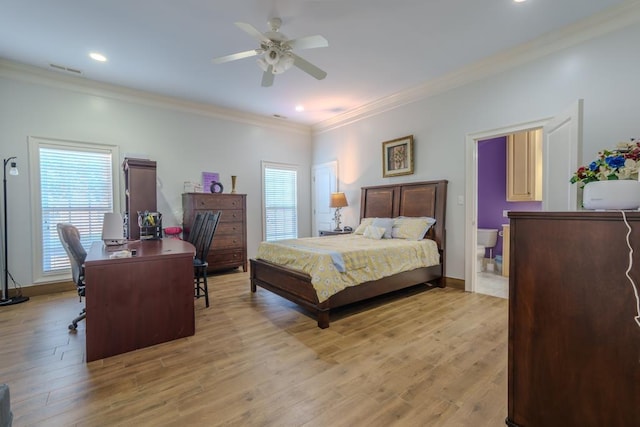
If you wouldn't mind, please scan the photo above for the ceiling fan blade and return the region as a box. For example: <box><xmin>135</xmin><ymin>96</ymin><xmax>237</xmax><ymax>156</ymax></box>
<box><xmin>235</xmin><ymin>22</ymin><xmax>271</xmax><ymax>44</ymax></box>
<box><xmin>291</xmin><ymin>53</ymin><xmax>327</xmax><ymax>80</ymax></box>
<box><xmin>261</xmin><ymin>66</ymin><xmax>275</xmax><ymax>87</ymax></box>
<box><xmin>212</xmin><ymin>49</ymin><xmax>260</xmax><ymax>64</ymax></box>
<box><xmin>286</xmin><ymin>35</ymin><xmax>328</xmax><ymax>50</ymax></box>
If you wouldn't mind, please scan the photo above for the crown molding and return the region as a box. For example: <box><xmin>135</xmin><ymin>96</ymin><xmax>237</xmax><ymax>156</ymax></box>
<box><xmin>312</xmin><ymin>0</ymin><xmax>640</xmax><ymax>134</ymax></box>
<box><xmin>0</xmin><ymin>59</ymin><xmax>311</xmax><ymax>136</ymax></box>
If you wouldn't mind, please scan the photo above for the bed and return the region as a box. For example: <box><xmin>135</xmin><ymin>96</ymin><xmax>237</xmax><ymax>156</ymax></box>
<box><xmin>250</xmin><ymin>180</ymin><xmax>448</xmax><ymax>328</ymax></box>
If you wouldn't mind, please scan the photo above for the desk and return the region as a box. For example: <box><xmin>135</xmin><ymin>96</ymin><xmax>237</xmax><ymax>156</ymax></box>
<box><xmin>84</xmin><ymin>239</ymin><xmax>195</xmax><ymax>362</ymax></box>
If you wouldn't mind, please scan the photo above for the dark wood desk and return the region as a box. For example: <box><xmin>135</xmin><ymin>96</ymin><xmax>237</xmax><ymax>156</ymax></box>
<box><xmin>84</xmin><ymin>239</ymin><xmax>196</xmax><ymax>362</ymax></box>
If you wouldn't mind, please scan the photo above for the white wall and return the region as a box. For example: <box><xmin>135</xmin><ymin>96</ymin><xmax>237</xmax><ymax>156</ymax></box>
<box><xmin>0</xmin><ymin>65</ymin><xmax>312</xmax><ymax>287</ymax></box>
<box><xmin>312</xmin><ymin>23</ymin><xmax>640</xmax><ymax>281</ymax></box>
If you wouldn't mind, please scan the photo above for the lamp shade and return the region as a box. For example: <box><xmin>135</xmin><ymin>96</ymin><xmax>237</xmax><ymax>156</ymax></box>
<box><xmin>329</xmin><ymin>192</ymin><xmax>348</xmax><ymax>208</ymax></box>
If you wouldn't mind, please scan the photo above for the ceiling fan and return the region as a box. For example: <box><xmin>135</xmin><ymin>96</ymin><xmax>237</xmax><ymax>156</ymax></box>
<box><xmin>212</xmin><ymin>17</ymin><xmax>328</xmax><ymax>87</ymax></box>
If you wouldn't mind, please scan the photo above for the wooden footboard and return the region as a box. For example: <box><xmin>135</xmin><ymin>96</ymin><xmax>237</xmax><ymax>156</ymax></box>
<box><xmin>250</xmin><ymin>258</ymin><xmax>444</xmax><ymax>328</ymax></box>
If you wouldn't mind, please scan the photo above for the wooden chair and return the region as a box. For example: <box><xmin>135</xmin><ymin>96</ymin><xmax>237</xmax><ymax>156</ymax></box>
<box><xmin>193</xmin><ymin>211</ymin><xmax>221</xmax><ymax>307</ymax></box>
<box><xmin>187</xmin><ymin>211</ymin><xmax>207</xmax><ymax>244</ymax></box>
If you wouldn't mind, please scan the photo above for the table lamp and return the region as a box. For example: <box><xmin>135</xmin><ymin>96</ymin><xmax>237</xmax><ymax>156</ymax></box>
<box><xmin>329</xmin><ymin>192</ymin><xmax>348</xmax><ymax>231</ymax></box>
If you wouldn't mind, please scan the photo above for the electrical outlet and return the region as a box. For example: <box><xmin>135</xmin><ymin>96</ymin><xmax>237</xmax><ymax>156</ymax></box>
<box><xmin>458</xmin><ymin>195</ymin><xmax>464</xmax><ymax>205</ymax></box>
<box><xmin>503</xmin><ymin>210</ymin><xmax>509</xmax><ymax>217</ymax></box>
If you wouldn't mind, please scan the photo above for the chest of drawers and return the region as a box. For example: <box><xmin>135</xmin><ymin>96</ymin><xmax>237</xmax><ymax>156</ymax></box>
<box><xmin>182</xmin><ymin>193</ymin><xmax>247</xmax><ymax>272</ymax></box>
<box><xmin>507</xmin><ymin>211</ymin><xmax>640</xmax><ymax>426</ymax></box>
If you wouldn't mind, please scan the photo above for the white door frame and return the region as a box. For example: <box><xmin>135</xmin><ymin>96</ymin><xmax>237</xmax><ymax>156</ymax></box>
<box><xmin>464</xmin><ymin>118</ymin><xmax>551</xmax><ymax>293</ymax></box>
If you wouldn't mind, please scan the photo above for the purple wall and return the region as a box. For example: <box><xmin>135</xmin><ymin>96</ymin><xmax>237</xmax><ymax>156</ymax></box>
<box><xmin>478</xmin><ymin>136</ymin><xmax>542</xmax><ymax>257</ymax></box>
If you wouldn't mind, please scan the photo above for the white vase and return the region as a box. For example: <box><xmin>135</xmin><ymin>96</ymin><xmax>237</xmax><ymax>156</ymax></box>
<box><xmin>582</xmin><ymin>180</ymin><xmax>640</xmax><ymax>210</ymax></box>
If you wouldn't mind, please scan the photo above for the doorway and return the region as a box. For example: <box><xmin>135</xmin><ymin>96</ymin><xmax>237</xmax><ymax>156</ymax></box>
<box><xmin>476</xmin><ymin>132</ymin><xmax>543</xmax><ymax>298</ymax></box>
<box><xmin>464</xmin><ymin>100</ymin><xmax>583</xmax><ymax>295</ymax></box>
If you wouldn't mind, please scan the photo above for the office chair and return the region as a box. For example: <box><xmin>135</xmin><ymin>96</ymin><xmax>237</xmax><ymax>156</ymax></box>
<box><xmin>56</xmin><ymin>223</ymin><xmax>87</xmax><ymax>331</ymax></box>
<box><xmin>193</xmin><ymin>211</ymin><xmax>221</xmax><ymax>308</ymax></box>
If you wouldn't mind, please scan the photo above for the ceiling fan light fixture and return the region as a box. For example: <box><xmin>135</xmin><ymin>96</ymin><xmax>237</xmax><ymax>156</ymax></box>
<box><xmin>214</xmin><ymin>18</ymin><xmax>328</xmax><ymax>85</ymax></box>
<box><xmin>272</xmin><ymin>52</ymin><xmax>294</xmax><ymax>74</ymax></box>
<box><xmin>264</xmin><ymin>47</ymin><xmax>281</xmax><ymax>65</ymax></box>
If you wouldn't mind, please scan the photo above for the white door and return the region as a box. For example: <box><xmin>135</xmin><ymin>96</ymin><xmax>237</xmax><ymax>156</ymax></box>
<box><xmin>542</xmin><ymin>100</ymin><xmax>584</xmax><ymax>211</ymax></box>
<box><xmin>312</xmin><ymin>161</ymin><xmax>337</xmax><ymax>236</ymax></box>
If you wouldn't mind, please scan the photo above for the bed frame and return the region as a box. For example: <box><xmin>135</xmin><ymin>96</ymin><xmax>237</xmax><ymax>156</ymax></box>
<box><xmin>250</xmin><ymin>180</ymin><xmax>448</xmax><ymax>328</ymax></box>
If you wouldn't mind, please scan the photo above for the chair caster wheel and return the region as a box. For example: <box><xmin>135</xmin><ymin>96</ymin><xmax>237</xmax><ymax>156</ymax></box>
<box><xmin>69</xmin><ymin>323</ymin><xmax>77</xmax><ymax>331</ymax></box>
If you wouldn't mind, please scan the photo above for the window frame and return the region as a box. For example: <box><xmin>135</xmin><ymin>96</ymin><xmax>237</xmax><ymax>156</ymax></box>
<box><xmin>261</xmin><ymin>161</ymin><xmax>299</xmax><ymax>241</ymax></box>
<box><xmin>28</xmin><ymin>136</ymin><xmax>120</xmax><ymax>283</ymax></box>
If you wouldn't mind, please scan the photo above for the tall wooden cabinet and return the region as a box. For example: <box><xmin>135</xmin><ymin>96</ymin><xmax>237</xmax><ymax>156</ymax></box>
<box><xmin>506</xmin><ymin>130</ymin><xmax>542</xmax><ymax>202</ymax></box>
<box><xmin>182</xmin><ymin>193</ymin><xmax>247</xmax><ymax>273</ymax></box>
<box><xmin>123</xmin><ymin>158</ymin><xmax>157</xmax><ymax>240</ymax></box>
<box><xmin>507</xmin><ymin>211</ymin><xmax>640</xmax><ymax>427</ymax></box>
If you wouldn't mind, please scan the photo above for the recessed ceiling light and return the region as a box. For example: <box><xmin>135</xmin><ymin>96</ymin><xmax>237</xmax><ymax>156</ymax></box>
<box><xmin>89</xmin><ymin>52</ymin><xmax>107</xmax><ymax>62</ymax></box>
<box><xmin>513</xmin><ymin>0</ymin><xmax>526</xmax><ymax>3</ymax></box>
<box><xmin>295</xmin><ymin>105</ymin><xmax>305</xmax><ymax>112</ymax></box>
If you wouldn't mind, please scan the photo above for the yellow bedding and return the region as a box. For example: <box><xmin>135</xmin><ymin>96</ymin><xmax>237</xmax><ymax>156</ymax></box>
<box><xmin>256</xmin><ymin>234</ymin><xmax>440</xmax><ymax>302</ymax></box>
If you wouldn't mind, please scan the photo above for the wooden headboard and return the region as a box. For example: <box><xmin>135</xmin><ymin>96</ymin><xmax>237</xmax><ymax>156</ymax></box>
<box><xmin>359</xmin><ymin>180</ymin><xmax>448</xmax><ymax>251</ymax></box>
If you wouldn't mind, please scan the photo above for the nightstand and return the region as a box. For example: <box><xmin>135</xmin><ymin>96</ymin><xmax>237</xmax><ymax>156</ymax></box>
<box><xmin>319</xmin><ymin>229</ymin><xmax>353</xmax><ymax>236</ymax></box>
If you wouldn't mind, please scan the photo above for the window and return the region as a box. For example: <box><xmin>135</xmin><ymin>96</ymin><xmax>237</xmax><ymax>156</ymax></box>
<box><xmin>29</xmin><ymin>137</ymin><xmax>119</xmax><ymax>282</ymax></box>
<box><xmin>262</xmin><ymin>161</ymin><xmax>298</xmax><ymax>241</ymax></box>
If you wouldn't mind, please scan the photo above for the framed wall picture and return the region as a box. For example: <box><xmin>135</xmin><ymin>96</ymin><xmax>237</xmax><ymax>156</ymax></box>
<box><xmin>382</xmin><ymin>135</ymin><xmax>414</xmax><ymax>177</ymax></box>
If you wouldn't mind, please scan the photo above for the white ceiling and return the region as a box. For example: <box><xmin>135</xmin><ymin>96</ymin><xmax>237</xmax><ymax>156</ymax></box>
<box><xmin>0</xmin><ymin>0</ymin><xmax>630</xmax><ymax>126</ymax></box>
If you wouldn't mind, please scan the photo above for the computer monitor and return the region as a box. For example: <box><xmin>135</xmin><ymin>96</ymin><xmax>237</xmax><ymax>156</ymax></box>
<box><xmin>102</xmin><ymin>212</ymin><xmax>126</xmax><ymax>246</ymax></box>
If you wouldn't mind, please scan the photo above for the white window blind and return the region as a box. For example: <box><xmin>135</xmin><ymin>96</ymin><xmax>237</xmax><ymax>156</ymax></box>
<box><xmin>263</xmin><ymin>162</ymin><xmax>298</xmax><ymax>241</ymax></box>
<box><xmin>40</xmin><ymin>146</ymin><xmax>114</xmax><ymax>274</ymax></box>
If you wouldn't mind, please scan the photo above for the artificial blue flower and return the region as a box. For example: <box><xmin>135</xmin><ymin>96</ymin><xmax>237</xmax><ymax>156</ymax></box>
<box><xmin>605</xmin><ymin>155</ymin><xmax>625</xmax><ymax>169</ymax></box>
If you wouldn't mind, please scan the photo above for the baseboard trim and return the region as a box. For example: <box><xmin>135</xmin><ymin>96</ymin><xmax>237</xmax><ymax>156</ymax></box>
<box><xmin>7</xmin><ymin>281</ymin><xmax>76</xmax><ymax>297</ymax></box>
<box><xmin>445</xmin><ymin>277</ymin><xmax>465</xmax><ymax>290</ymax></box>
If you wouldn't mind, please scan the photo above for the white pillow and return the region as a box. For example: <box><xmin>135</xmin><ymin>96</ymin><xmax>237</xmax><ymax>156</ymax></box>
<box><xmin>372</xmin><ymin>217</ymin><xmax>394</xmax><ymax>239</ymax></box>
<box><xmin>363</xmin><ymin>225</ymin><xmax>386</xmax><ymax>240</ymax></box>
<box><xmin>392</xmin><ymin>216</ymin><xmax>437</xmax><ymax>240</ymax></box>
<box><xmin>354</xmin><ymin>218</ymin><xmax>375</xmax><ymax>235</ymax></box>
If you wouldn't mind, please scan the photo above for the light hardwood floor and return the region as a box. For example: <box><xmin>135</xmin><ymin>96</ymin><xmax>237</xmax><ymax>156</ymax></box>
<box><xmin>0</xmin><ymin>272</ymin><xmax>508</xmax><ymax>426</ymax></box>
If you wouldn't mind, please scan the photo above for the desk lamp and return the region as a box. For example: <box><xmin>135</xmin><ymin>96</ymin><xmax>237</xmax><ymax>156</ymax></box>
<box><xmin>329</xmin><ymin>192</ymin><xmax>348</xmax><ymax>231</ymax></box>
<box><xmin>0</xmin><ymin>157</ymin><xmax>28</xmax><ymax>306</ymax></box>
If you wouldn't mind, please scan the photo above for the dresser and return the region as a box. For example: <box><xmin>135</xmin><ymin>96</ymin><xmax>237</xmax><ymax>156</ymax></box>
<box><xmin>182</xmin><ymin>193</ymin><xmax>247</xmax><ymax>272</ymax></box>
<box><xmin>507</xmin><ymin>211</ymin><xmax>640</xmax><ymax>427</ymax></box>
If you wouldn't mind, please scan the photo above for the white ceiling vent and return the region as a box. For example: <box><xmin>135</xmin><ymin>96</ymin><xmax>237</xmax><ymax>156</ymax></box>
<box><xmin>49</xmin><ymin>63</ymin><xmax>83</xmax><ymax>75</ymax></box>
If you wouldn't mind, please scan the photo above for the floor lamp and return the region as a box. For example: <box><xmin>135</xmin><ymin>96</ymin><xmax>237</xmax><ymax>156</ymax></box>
<box><xmin>0</xmin><ymin>157</ymin><xmax>28</xmax><ymax>306</ymax></box>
